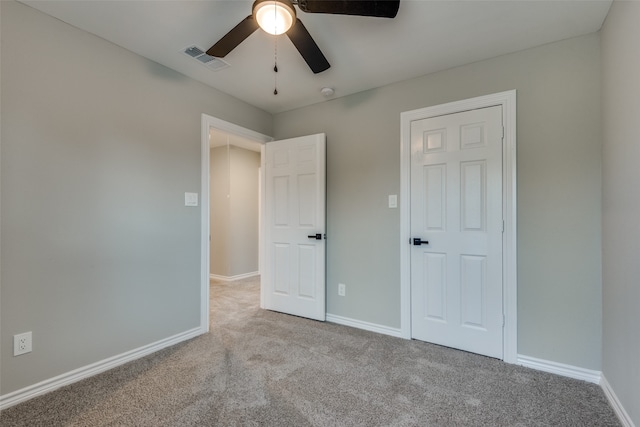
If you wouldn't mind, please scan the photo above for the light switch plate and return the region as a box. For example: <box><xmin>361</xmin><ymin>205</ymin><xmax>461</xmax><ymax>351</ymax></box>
<box><xmin>388</xmin><ymin>194</ymin><xmax>398</xmax><ymax>208</ymax></box>
<box><xmin>185</xmin><ymin>192</ymin><xmax>198</xmax><ymax>207</ymax></box>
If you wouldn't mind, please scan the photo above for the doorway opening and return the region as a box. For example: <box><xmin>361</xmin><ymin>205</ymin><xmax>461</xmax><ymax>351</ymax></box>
<box><xmin>209</xmin><ymin>129</ymin><xmax>262</xmax><ymax>282</ymax></box>
<box><xmin>199</xmin><ymin>114</ymin><xmax>272</xmax><ymax>333</ymax></box>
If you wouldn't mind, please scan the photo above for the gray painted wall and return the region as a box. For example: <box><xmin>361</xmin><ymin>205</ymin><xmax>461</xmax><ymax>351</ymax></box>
<box><xmin>273</xmin><ymin>34</ymin><xmax>603</xmax><ymax>370</ymax></box>
<box><xmin>228</xmin><ymin>147</ymin><xmax>260</xmax><ymax>276</ymax></box>
<box><xmin>601</xmin><ymin>2</ymin><xmax>640</xmax><ymax>424</ymax></box>
<box><xmin>0</xmin><ymin>1</ymin><xmax>271</xmax><ymax>395</ymax></box>
<box><xmin>209</xmin><ymin>146</ymin><xmax>260</xmax><ymax>277</ymax></box>
<box><xmin>210</xmin><ymin>146</ymin><xmax>231</xmax><ymax>276</ymax></box>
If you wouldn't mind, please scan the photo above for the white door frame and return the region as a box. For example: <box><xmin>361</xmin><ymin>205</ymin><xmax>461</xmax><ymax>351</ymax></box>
<box><xmin>200</xmin><ymin>114</ymin><xmax>272</xmax><ymax>333</ymax></box>
<box><xmin>399</xmin><ymin>90</ymin><xmax>518</xmax><ymax>363</ymax></box>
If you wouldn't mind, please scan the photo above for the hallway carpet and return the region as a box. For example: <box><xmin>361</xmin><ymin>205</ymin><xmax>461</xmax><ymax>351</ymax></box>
<box><xmin>0</xmin><ymin>277</ymin><xmax>619</xmax><ymax>426</ymax></box>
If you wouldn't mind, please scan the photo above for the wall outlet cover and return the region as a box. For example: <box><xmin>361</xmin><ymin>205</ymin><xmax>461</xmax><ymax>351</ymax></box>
<box><xmin>14</xmin><ymin>332</ymin><xmax>32</xmax><ymax>356</ymax></box>
<box><xmin>338</xmin><ymin>283</ymin><xmax>346</xmax><ymax>297</ymax></box>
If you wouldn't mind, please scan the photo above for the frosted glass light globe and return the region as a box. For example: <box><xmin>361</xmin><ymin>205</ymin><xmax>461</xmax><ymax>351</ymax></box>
<box><xmin>254</xmin><ymin>1</ymin><xmax>295</xmax><ymax>35</ymax></box>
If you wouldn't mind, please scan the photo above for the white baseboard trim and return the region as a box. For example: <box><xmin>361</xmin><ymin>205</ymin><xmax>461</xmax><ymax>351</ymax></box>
<box><xmin>516</xmin><ymin>354</ymin><xmax>601</xmax><ymax>384</ymax></box>
<box><xmin>601</xmin><ymin>375</ymin><xmax>636</xmax><ymax>427</ymax></box>
<box><xmin>0</xmin><ymin>326</ymin><xmax>203</xmax><ymax>410</ymax></box>
<box><xmin>326</xmin><ymin>313</ymin><xmax>404</xmax><ymax>338</ymax></box>
<box><xmin>210</xmin><ymin>271</ymin><xmax>260</xmax><ymax>282</ymax></box>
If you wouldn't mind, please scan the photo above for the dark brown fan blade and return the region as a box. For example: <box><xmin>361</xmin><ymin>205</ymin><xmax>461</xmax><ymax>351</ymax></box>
<box><xmin>286</xmin><ymin>19</ymin><xmax>330</xmax><ymax>74</ymax></box>
<box><xmin>297</xmin><ymin>0</ymin><xmax>400</xmax><ymax>18</ymax></box>
<box><xmin>206</xmin><ymin>16</ymin><xmax>258</xmax><ymax>57</ymax></box>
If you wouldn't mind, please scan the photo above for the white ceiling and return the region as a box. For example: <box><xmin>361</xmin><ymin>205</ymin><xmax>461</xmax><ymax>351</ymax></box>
<box><xmin>22</xmin><ymin>0</ymin><xmax>611</xmax><ymax>114</ymax></box>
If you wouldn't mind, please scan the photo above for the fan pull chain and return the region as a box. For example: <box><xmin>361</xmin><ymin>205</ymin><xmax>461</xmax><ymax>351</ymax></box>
<box><xmin>273</xmin><ymin>1</ymin><xmax>279</xmax><ymax>95</ymax></box>
<box><xmin>273</xmin><ymin>32</ymin><xmax>279</xmax><ymax>95</ymax></box>
<box><xmin>273</xmin><ymin>64</ymin><xmax>278</xmax><ymax>95</ymax></box>
<box><xmin>273</xmin><ymin>60</ymin><xmax>278</xmax><ymax>95</ymax></box>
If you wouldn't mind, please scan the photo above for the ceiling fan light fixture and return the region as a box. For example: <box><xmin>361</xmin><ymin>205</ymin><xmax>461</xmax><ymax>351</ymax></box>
<box><xmin>253</xmin><ymin>0</ymin><xmax>296</xmax><ymax>35</ymax></box>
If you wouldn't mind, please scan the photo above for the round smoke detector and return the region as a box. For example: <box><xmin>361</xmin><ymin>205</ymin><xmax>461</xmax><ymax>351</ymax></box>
<box><xmin>321</xmin><ymin>87</ymin><xmax>335</xmax><ymax>97</ymax></box>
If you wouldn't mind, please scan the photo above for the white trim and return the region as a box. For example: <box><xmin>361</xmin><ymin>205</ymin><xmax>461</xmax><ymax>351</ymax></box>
<box><xmin>200</xmin><ymin>114</ymin><xmax>272</xmax><ymax>330</ymax></box>
<box><xmin>260</xmin><ymin>144</ymin><xmax>266</xmax><ymax>309</ymax></box>
<box><xmin>210</xmin><ymin>271</ymin><xmax>260</xmax><ymax>282</ymax></box>
<box><xmin>400</xmin><ymin>90</ymin><xmax>518</xmax><ymax>363</ymax></box>
<box><xmin>200</xmin><ymin>116</ymin><xmax>211</xmax><ymax>333</ymax></box>
<box><xmin>326</xmin><ymin>314</ymin><xmax>404</xmax><ymax>338</ymax></box>
<box><xmin>0</xmin><ymin>327</ymin><xmax>202</xmax><ymax>410</ymax></box>
<box><xmin>601</xmin><ymin>375</ymin><xmax>636</xmax><ymax>427</ymax></box>
<box><xmin>202</xmin><ymin>115</ymin><xmax>274</xmax><ymax>145</ymax></box>
<box><xmin>517</xmin><ymin>354</ymin><xmax>601</xmax><ymax>384</ymax></box>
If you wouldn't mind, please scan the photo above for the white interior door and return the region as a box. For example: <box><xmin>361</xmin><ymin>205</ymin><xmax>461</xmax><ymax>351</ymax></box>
<box><xmin>410</xmin><ymin>106</ymin><xmax>503</xmax><ymax>358</ymax></box>
<box><xmin>263</xmin><ymin>133</ymin><xmax>326</xmax><ymax>321</ymax></box>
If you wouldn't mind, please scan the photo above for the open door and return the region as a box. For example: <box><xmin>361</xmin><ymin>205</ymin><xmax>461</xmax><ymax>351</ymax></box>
<box><xmin>263</xmin><ymin>134</ymin><xmax>326</xmax><ymax>321</ymax></box>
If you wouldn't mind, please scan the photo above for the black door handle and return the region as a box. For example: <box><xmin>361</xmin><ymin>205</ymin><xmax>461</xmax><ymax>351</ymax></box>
<box><xmin>308</xmin><ymin>233</ymin><xmax>322</xmax><ymax>240</ymax></box>
<box><xmin>413</xmin><ymin>238</ymin><xmax>429</xmax><ymax>245</ymax></box>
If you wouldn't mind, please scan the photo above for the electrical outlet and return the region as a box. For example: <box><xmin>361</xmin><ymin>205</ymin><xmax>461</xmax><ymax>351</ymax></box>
<box><xmin>14</xmin><ymin>332</ymin><xmax>32</xmax><ymax>356</ymax></box>
<box><xmin>338</xmin><ymin>283</ymin><xmax>346</xmax><ymax>297</ymax></box>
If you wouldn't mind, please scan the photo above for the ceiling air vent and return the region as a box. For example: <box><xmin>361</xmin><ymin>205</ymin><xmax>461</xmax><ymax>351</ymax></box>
<box><xmin>183</xmin><ymin>46</ymin><xmax>230</xmax><ymax>72</ymax></box>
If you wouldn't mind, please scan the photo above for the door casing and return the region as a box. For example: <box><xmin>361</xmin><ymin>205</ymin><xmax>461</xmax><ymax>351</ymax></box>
<box><xmin>399</xmin><ymin>90</ymin><xmax>517</xmax><ymax>363</ymax></box>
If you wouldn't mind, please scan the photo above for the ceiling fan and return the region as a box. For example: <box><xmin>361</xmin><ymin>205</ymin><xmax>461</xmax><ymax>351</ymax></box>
<box><xmin>206</xmin><ymin>0</ymin><xmax>400</xmax><ymax>74</ymax></box>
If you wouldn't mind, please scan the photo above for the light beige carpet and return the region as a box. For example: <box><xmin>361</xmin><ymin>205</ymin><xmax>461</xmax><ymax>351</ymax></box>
<box><xmin>0</xmin><ymin>276</ymin><xmax>619</xmax><ymax>426</ymax></box>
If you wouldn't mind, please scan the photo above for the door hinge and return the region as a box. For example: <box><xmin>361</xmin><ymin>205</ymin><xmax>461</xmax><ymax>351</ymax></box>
<box><xmin>502</xmin><ymin>126</ymin><xmax>505</xmax><ymax>139</ymax></box>
<box><xmin>501</xmin><ymin>220</ymin><xmax>505</xmax><ymax>233</ymax></box>
<box><xmin>501</xmin><ymin>314</ymin><xmax>505</xmax><ymax>327</ymax></box>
